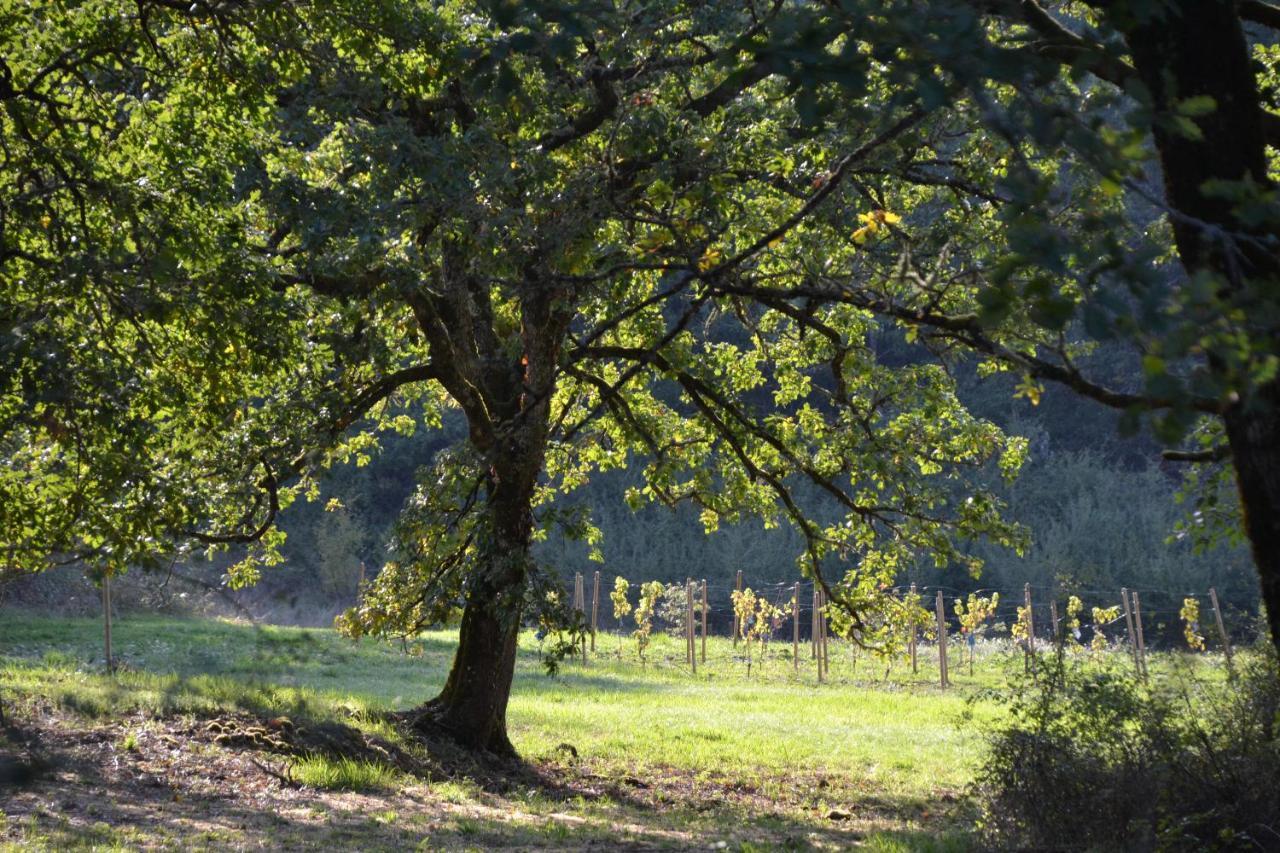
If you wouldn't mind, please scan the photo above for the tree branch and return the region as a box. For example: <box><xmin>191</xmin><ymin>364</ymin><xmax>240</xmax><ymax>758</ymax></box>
<box><xmin>980</xmin><ymin>0</ymin><xmax>1280</xmax><ymax>146</ymax></box>
<box><xmin>1163</xmin><ymin>445</ymin><xmax>1231</xmax><ymax>463</ymax></box>
<box><xmin>537</xmin><ymin>70</ymin><xmax>619</xmax><ymax>152</ymax></box>
<box><xmin>187</xmin><ymin>457</ymin><xmax>280</xmax><ymax>544</ymax></box>
<box><xmin>707</xmin><ymin>279</ymin><xmax>1224</xmax><ymax>415</ymax></box>
<box><xmin>1240</xmin><ymin>0</ymin><xmax>1280</xmax><ymax>30</ymax></box>
<box><xmin>326</xmin><ymin>363</ymin><xmax>442</xmax><ymax>436</ymax></box>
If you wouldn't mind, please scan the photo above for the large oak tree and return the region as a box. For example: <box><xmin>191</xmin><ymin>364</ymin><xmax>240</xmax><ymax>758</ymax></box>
<box><xmin>2</xmin><ymin>0</ymin><xmax>1029</xmax><ymax>753</ymax></box>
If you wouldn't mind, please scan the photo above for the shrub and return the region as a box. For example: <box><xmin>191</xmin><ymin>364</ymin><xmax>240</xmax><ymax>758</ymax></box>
<box><xmin>974</xmin><ymin>647</ymin><xmax>1280</xmax><ymax>851</ymax></box>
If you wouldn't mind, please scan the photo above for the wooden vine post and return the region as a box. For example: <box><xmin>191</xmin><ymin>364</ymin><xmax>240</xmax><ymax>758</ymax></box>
<box><xmin>1209</xmin><ymin>587</ymin><xmax>1235</xmax><ymax>676</ymax></box>
<box><xmin>816</xmin><ymin>588</ymin><xmax>825</xmax><ymax>684</ymax></box>
<box><xmin>575</xmin><ymin>573</ymin><xmax>587</xmax><ymax>664</ymax></box>
<box><xmin>821</xmin><ymin>588</ymin><xmax>830</xmax><ymax>679</ymax></box>
<box><xmin>733</xmin><ymin>570</ymin><xmax>743</xmax><ymax>647</ymax></box>
<box><xmin>590</xmin><ymin>571</ymin><xmax>600</xmax><ymax>653</ymax></box>
<box><xmin>792</xmin><ymin>582</ymin><xmax>800</xmax><ymax>671</ymax></box>
<box><xmin>1131</xmin><ymin>590</ymin><xmax>1147</xmax><ymax>678</ymax></box>
<box><xmin>700</xmin><ymin>579</ymin><xmax>708</xmax><ymax>663</ymax></box>
<box><xmin>686</xmin><ymin>580</ymin><xmax>696</xmax><ymax>673</ymax></box>
<box><xmin>683</xmin><ymin>578</ymin><xmax>690</xmax><ymax>665</ymax></box>
<box><xmin>1049</xmin><ymin>599</ymin><xmax>1061</xmax><ymax>649</ymax></box>
<box><xmin>811</xmin><ymin>586</ymin><xmax>819</xmax><ymax>659</ymax></box>
<box><xmin>102</xmin><ymin>571</ymin><xmax>114</xmax><ymax>673</ymax></box>
<box><xmin>1121</xmin><ymin>587</ymin><xmax>1141</xmax><ymax>675</ymax></box>
<box><xmin>1023</xmin><ymin>583</ymin><xmax>1035</xmax><ymax>673</ymax></box>
<box><xmin>935</xmin><ymin>590</ymin><xmax>948</xmax><ymax>688</ymax></box>
<box><xmin>909</xmin><ymin>583</ymin><xmax>918</xmax><ymax>675</ymax></box>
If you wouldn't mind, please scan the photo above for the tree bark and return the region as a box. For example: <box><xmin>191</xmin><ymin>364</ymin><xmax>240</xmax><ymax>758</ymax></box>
<box><xmin>412</xmin><ymin>459</ymin><xmax>539</xmax><ymax>756</ymax></box>
<box><xmin>406</xmin><ymin>268</ymin><xmax>567</xmax><ymax>754</ymax></box>
<box><xmin>415</xmin><ymin>553</ymin><xmax>523</xmax><ymax>755</ymax></box>
<box><xmin>1223</xmin><ymin>385</ymin><xmax>1280</xmax><ymax>651</ymax></box>
<box><xmin>1113</xmin><ymin>1</ymin><xmax>1280</xmax><ymax>649</ymax></box>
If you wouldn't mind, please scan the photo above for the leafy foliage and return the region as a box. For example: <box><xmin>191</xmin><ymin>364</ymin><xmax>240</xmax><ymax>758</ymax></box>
<box><xmin>954</xmin><ymin>592</ymin><xmax>999</xmax><ymax>674</ymax></box>
<box><xmin>731</xmin><ymin>587</ymin><xmax>786</xmax><ymax>674</ymax></box>
<box><xmin>1063</xmin><ymin>594</ymin><xmax>1084</xmax><ymax>649</ymax></box>
<box><xmin>632</xmin><ymin>581</ymin><xmax>664</xmax><ymax>664</ymax></box>
<box><xmin>609</xmin><ymin>577</ymin><xmax>632</xmax><ymax>623</ymax></box>
<box><xmin>1090</xmin><ymin>606</ymin><xmax>1122</xmax><ymax>653</ymax></box>
<box><xmin>1180</xmin><ymin>597</ymin><xmax>1207</xmax><ymax>653</ymax></box>
<box><xmin>2</xmin><ymin>0</ymin><xmax>1034</xmax><ymax>654</ymax></box>
<box><xmin>10</xmin><ymin>0</ymin><xmax>1280</xmax><ymax>749</ymax></box>
<box><xmin>976</xmin><ymin>648</ymin><xmax>1280</xmax><ymax>851</ymax></box>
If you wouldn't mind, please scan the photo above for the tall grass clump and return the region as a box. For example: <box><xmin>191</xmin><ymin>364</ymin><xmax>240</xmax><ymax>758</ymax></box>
<box><xmin>290</xmin><ymin>755</ymin><xmax>399</xmax><ymax>791</ymax></box>
<box><xmin>974</xmin><ymin>646</ymin><xmax>1280</xmax><ymax>851</ymax></box>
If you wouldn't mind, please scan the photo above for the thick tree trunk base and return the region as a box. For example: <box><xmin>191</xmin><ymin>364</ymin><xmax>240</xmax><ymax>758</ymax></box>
<box><xmin>406</xmin><ymin>568</ymin><xmax>525</xmax><ymax>759</ymax></box>
<box><xmin>406</xmin><ymin>697</ymin><xmax>519</xmax><ymax>760</ymax></box>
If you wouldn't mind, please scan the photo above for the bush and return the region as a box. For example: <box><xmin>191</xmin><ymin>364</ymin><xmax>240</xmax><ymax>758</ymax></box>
<box><xmin>974</xmin><ymin>648</ymin><xmax>1280</xmax><ymax>851</ymax></box>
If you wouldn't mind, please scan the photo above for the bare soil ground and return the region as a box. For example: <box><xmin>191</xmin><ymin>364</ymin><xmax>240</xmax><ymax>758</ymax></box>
<box><xmin>1</xmin><ymin>704</ymin><xmax>961</xmax><ymax>851</ymax></box>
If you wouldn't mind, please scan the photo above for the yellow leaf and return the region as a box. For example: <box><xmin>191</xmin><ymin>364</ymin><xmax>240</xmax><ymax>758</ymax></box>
<box><xmin>854</xmin><ymin>210</ymin><xmax>903</xmax><ymax>245</ymax></box>
<box><xmin>697</xmin><ymin>247</ymin><xmax>722</xmax><ymax>271</ymax></box>
<box><xmin>1013</xmin><ymin>376</ymin><xmax>1044</xmax><ymax>406</ymax></box>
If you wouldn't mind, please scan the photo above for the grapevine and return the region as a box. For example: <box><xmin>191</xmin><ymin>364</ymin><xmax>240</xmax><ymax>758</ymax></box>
<box><xmin>611</xmin><ymin>577</ymin><xmax>632</xmax><ymax>656</ymax></box>
<box><xmin>633</xmin><ymin>580</ymin><xmax>664</xmax><ymax>665</ymax></box>
<box><xmin>1180</xmin><ymin>597</ymin><xmax>1206</xmax><ymax>652</ymax></box>
<box><xmin>1064</xmin><ymin>595</ymin><xmax>1084</xmax><ymax>649</ymax></box>
<box><xmin>731</xmin><ymin>588</ymin><xmax>784</xmax><ymax>676</ymax></box>
<box><xmin>954</xmin><ymin>592</ymin><xmax>999</xmax><ymax>675</ymax></box>
<box><xmin>1090</xmin><ymin>605</ymin><xmax>1121</xmax><ymax>652</ymax></box>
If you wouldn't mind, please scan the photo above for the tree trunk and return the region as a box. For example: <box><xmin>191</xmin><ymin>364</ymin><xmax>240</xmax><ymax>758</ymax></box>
<box><xmin>412</xmin><ymin>480</ymin><xmax>536</xmax><ymax>756</ymax></box>
<box><xmin>1115</xmin><ymin>1</ymin><xmax>1280</xmax><ymax>651</ymax></box>
<box><xmin>416</xmin><ymin>567</ymin><xmax>523</xmax><ymax>755</ymax></box>
<box><xmin>1224</xmin><ymin>385</ymin><xmax>1280</xmax><ymax>651</ymax></box>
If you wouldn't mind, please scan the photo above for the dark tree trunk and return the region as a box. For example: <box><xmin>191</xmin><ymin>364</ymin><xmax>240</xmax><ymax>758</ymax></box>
<box><xmin>1223</xmin><ymin>384</ymin><xmax>1280</xmax><ymax>651</ymax></box>
<box><xmin>1115</xmin><ymin>1</ymin><xmax>1280</xmax><ymax>649</ymax></box>
<box><xmin>405</xmin><ymin>268</ymin><xmax>568</xmax><ymax>755</ymax></box>
<box><xmin>412</xmin><ymin>465</ymin><xmax>539</xmax><ymax>756</ymax></box>
<box><xmin>416</xmin><ymin>559</ymin><xmax>523</xmax><ymax>755</ymax></box>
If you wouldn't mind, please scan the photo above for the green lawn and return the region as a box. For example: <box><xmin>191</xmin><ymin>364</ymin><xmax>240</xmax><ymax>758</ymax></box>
<box><xmin>5</xmin><ymin>612</ymin><xmax>1197</xmax><ymax>850</ymax></box>
<box><xmin>1</xmin><ymin>614</ymin><xmax>1002</xmax><ymax>795</ymax></box>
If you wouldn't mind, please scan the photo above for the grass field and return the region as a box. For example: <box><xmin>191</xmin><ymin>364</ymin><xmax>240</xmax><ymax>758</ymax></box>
<box><xmin>0</xmin><ymin>612</ymin><xmax>1217</xmax><ymax>850</ymax></box>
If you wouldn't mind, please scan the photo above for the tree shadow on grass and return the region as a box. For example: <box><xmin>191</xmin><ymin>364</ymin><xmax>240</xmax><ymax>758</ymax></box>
<box><xmin>3</xmin><ymin>705</ymin><xmax>967</xmax><ymax>851</ymax></box>
<box><xmin>514</xmin><ymin>670</ymin><xmax>691</xmax><ymax>697</ymax></box>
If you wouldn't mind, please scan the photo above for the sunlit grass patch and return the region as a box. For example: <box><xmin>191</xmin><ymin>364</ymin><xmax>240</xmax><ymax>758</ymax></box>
<box><xmin>430</xmin><ymin>778</ymin><xmax>481</xmax><ymax>804</ymax></box>
<box><xmin>290</xmin><ymin>754</ymin><xmax>401</xmax><ymax>791</ymax></box>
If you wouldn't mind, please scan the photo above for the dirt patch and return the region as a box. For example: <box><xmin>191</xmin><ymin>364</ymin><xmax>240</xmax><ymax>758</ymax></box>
<box><xmin>197</xmin><ymin>712</ymin><xmax>427</xmax><ymax>776</ymax></box>
<box><xmin>0</xmin><ymin>706</ymin><xmax>959</xmax><ymax>850</ymax></box>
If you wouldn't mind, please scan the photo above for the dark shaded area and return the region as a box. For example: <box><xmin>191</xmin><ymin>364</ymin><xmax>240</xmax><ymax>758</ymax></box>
<box><xmin>0</xmin><ymin>700</ymin><xmax>945</xmax><ymax>850</ymax></box>
<box><xmin>976</xmin><ymin>646</ymin><xmax>1280</xmax><ymax>850</ymax></box>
